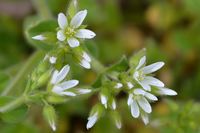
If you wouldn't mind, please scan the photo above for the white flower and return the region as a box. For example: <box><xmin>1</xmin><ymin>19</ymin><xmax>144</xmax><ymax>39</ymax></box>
<box><xmin>57</xmin><ymin>10</ymin><xmax>96</xmax><ymax>48</ymax></box>
<box><xmin>127</xmin><ymin>88</ymin><xmax>157</xmax><ymax>119</ymax></box>
<box><xmin>51</xmin><ymin>65</ymin><xmax>79</xmax><ymax>96</ymax></box>
<box><xmin>32</xmin><ymin>35</ymin><xmax>46</xmax><ymax>41</ymax></box>
<box><xmin>133</xmin><ymin>56</ymin><xmax>165</xmax><ymax>91</ymax></box>
<box><xmin>86</xmin><ymin>112</ymin><xmax>98</xmax><ymax>129</ymax></box>
<box><xmin>80</xmin><ymin>52</ymin><xmax>91</xmax><ymax>69</ymax></box>
<box><xmin>49</xmin><ymin>56</ymin><xmax>57</xmax><ymax>64</ymax></box>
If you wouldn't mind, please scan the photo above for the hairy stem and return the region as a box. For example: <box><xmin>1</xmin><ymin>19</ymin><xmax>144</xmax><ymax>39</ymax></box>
<box><xmin>1</xmin><ymin>51</ymin><xmax>44</xmax><ymax>96</ymax></box>
<box><xmin>0</xmin><ymin>96</ymin><xmax>25</xmax><ymax>113</ymax></box>
<box><xmin>31</xmin><ymin>0</ymin><xmax>53</xmax><ymax>19</ymax></box>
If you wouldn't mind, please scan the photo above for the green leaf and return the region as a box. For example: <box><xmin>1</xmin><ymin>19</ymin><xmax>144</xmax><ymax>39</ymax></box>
<box><xmin>129</xmin><ymin>48</ymin><xmax>146</xmax><ymax>67</ymax></box>
<box><xmin>24</xmin><ymin>16</ymin><xmax>58</xmax><ymax>51</ymax></box>
<box><xmin>107</xmin><ymin>56</ymin><xmax>129</xmax><ymax>72</ymax></box>
<box><xmin>0</xmin><ymin>96</ymin><xmax>28</xmax><ymax>123</ymax></box>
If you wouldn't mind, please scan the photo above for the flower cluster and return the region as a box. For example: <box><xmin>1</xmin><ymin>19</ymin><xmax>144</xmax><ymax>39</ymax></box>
<box><xmin>86</xmin><ymin>56</ymin><xmax>177</xmax><ymax>129</ymax></box>
<box><xmin>32</xmin><ymin>9</ymin><xmax>95</xmax><ymax>70</ymax></box>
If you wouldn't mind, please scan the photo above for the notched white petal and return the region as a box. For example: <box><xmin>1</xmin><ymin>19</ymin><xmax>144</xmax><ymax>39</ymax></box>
<box><xmin>58</xmin><ymin>13</ymin><xmax>68</xmax><ymax>29</ymax></box>
<box><xmin>70</xmin><ymin>10</ymin><xmax>87</xmax><ymax>28</ymax></box>
<box><xmin>75</xmin><ymin>29</ymin><xmax>96</xmax><ymax>39</ymax></box>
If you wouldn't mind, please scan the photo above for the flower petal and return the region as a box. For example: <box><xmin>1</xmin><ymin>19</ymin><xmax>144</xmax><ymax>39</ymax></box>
<box><xmin>143</xmin><ymin>76</ymin><xmax>164</xmax><ymax>87</ymax></box>
<box><xmin>49</xmin><ymin>56</ymin><xmax>57</xmax><ymax>64</ymax></box>
<box><xmin>57</xmin><ymin>80</ymin><xmax>79</xmax><ymax>90</ymax></box>
<box><xmin>55</xmin><ymin>65</ymin><xmax>70</xmax><ymax>84</ymax></box>
<box><xmin>87</xmin><ymin>112</ymin><xmax>98</xmax><ymax>129</ymax></box>
<box><xmin>57</xmin><ymin>30</ymin><xmax>66</xmax><ymax>41</ymax></box>
<box><xmin>60</xmin><ymin>91</ymin><xmax>76</xmax><ymax>96</ymax></box>
<box><xmin>77</xmin><ymin>89</ymin><xmax>91</xmax><ymax>94</ymax></box>
<box><xmin>83</xmin><ymin>52</ymin><xmax>91</xmax><ymax>62</ymax></box>
<box><xmin>158</xmin><ymin>88</ymin><xmax>177</xmax><ymax>96</ymax></box>
<box><xmin>134</xmin><ymin>89</ymin><xmax>146</xmax><ymax>95</ymax></box>
<box><xmin>51</xmin><ymin>70</ymin><xmax>59</xmax><ymax>84</ymax></box>
<box><xmin>136</xmin><ymin>56</ymin><xmax>146</xmax><ymax>70</ymax></box>
<box><xmin>32</xmin><ymin>35</ymin><xmax>45</xmax><ymax>41</ymax></box>
<box><xmin>139</xmin><ymin>81</ymin><xmax>151</xmax><ymax>91</ymax></box>
<box><xmin>100</xmin><ymin>94</ymin><xmax>107</xmax><ymax>108</ymax></box>
<box><xmin>142</xmin><ymin>62</ymin><xmax>165</xmax><ymax>74</ymax></box>
<box><xmin>111</xmin><ymin>99</ymin><xmax>116</xmax><ymax>110</ymax></box>
<box><xmin>67</xmin><ymin>38</ymin><xmax>80</xmax><ymax>48</ymax></box>
<box><xmin>70</xmin><ymin>10</ymin><xmax>87</xmax><ymax>28</ymax></box>
<box><xmin>80</xmin><ymin>59</ymin><xmax>91</xmax><ymax>69</ymax></box>
<box><xmin>141</xmin><ymin>113</ymin><xmax>149</xmax><ymax>125</ymax></box>
<box><xmin>75</xmin><ymin>29</ymin><xmax>96</xmax><ymax>39</ymax></box>
<box><xmin>58</xmin><ymin>13</ymin><xmax>68</xmax><ymax>29</ymax></box>
<box><xmin>137</xmin><ymin>97</ymin><xmax>152</xmax><ymax>113</ymax></box>
<box><xmin>127</xmin><ymin>82</ymin><xmax>134</xmax><ymax>89</ymax></box>
<box><xmin>131</xmin><ymin>99</ymin><xmax>140</xmax><ymax>118</ymax></box>
<box><xmin>127</xmin><ymin>94</ymin><xmax>133</xmax><ymax>106</ymax></box>
<box><xmin>114</xmin><ymin>83</ymin><xmax>123</xmax><ymax>89</ymax></box>
<box><xmin>144</xmin><ymin>92</ymin><xmax>158</xmax><ymax>101</ymax></box>
<box><xmin>52</xmin><ymin>86</ymin><xmax>63</xmax><ymax>94</ymax></box>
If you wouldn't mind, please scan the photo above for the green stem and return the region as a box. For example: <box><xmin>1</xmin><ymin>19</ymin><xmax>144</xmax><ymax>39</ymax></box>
<box><xmin>31</xmin><ymin>0</ymin><xmax>53</xmax><ymax>19</ymax></box>
<box><xmin>0</xmin><ymin>96</ymin><xmax>25</xmax><ymax>113</ymax></box>
<box><xmin>1</xmin><ymin>51</ymin><xmax>44</xmax><ymax>96</ymax></box>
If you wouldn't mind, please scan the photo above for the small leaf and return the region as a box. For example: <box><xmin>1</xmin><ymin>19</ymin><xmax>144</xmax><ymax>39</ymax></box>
<box><xmin>0</xmin><ymin>96</ymin><xmax>28</xmax><ymax>123</ymax></box>
<box><xmin>107</xmin><ymin>56</ymin><xmax>129</xmax><ymax>72</ymax></box>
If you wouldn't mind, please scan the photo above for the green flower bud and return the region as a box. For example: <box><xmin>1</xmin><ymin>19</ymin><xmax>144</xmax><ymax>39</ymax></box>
<box><xmin>43</xmin><ymin>105</ymin><xmax>57</xmax><ymax>131</ymax></box>
<box><xmin>111</xmin><ymin>111</ymin><xmax>122</xmax><ymax>129</ymax></box>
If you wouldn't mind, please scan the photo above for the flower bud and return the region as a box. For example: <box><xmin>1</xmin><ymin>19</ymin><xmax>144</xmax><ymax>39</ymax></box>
<box><xmin>43</xmin><ymin>105</ymin><xmax>57</xmax><ymax>131</ymax></box>
<box><xmin>111</xmin><ymin>111</ymin><xmax>122</xmax><ymax>129</ymax></box>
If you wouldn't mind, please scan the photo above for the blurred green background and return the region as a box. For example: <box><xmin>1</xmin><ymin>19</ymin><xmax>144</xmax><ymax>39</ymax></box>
<box><xmin>0</xmin><ymin>0</ymin><xmax>200</xmax><ymax>133</ymax></box>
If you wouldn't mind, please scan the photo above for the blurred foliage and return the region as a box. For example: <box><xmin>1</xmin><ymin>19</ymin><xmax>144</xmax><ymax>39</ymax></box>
<box><xmin>0</xmin><ymin>0</ymin><xmax>200</xmax><ymax>132</ymax></box>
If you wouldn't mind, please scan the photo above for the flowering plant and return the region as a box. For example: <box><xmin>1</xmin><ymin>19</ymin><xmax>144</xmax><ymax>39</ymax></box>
<box><xmin>0</xmin><ymin>0</ymin><xmax>177</xmax><ymax>131</ymax></box>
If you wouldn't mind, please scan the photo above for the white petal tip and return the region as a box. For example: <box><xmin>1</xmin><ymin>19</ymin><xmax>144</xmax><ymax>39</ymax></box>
<box><xmin>80</xmin><ymin>59</ymin><xmax>91</xmax><ymax>69</ymax></box>
<box><xmin>114</xmin><ymin>83</ymin><xmax>123</xmax><ymax>89</ymax></box>
<box><xmin>32</xmin><ymin>35</ymin><xmax>45</xmax><ymax>41</ymax></box>
<box><xmin>49</xmin><ymin>56</ymin><xmax>57</xmax><ymax>64</ymax></box>
<box><xmin>78</xmin><ymin>89</ymin><xmax>92</xmax><ymax>94</ymax></box>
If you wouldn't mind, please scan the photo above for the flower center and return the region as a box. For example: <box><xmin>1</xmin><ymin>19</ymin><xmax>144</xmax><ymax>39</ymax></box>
<box><xmin>134</xmin><ymin>71</ymin><xmax>145</xmax><ymax>81</ymax></box>
<box><xmin>65</xmin><ymin>27</ymin><xmax>76</xmax><ymax>38</ymax></box>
